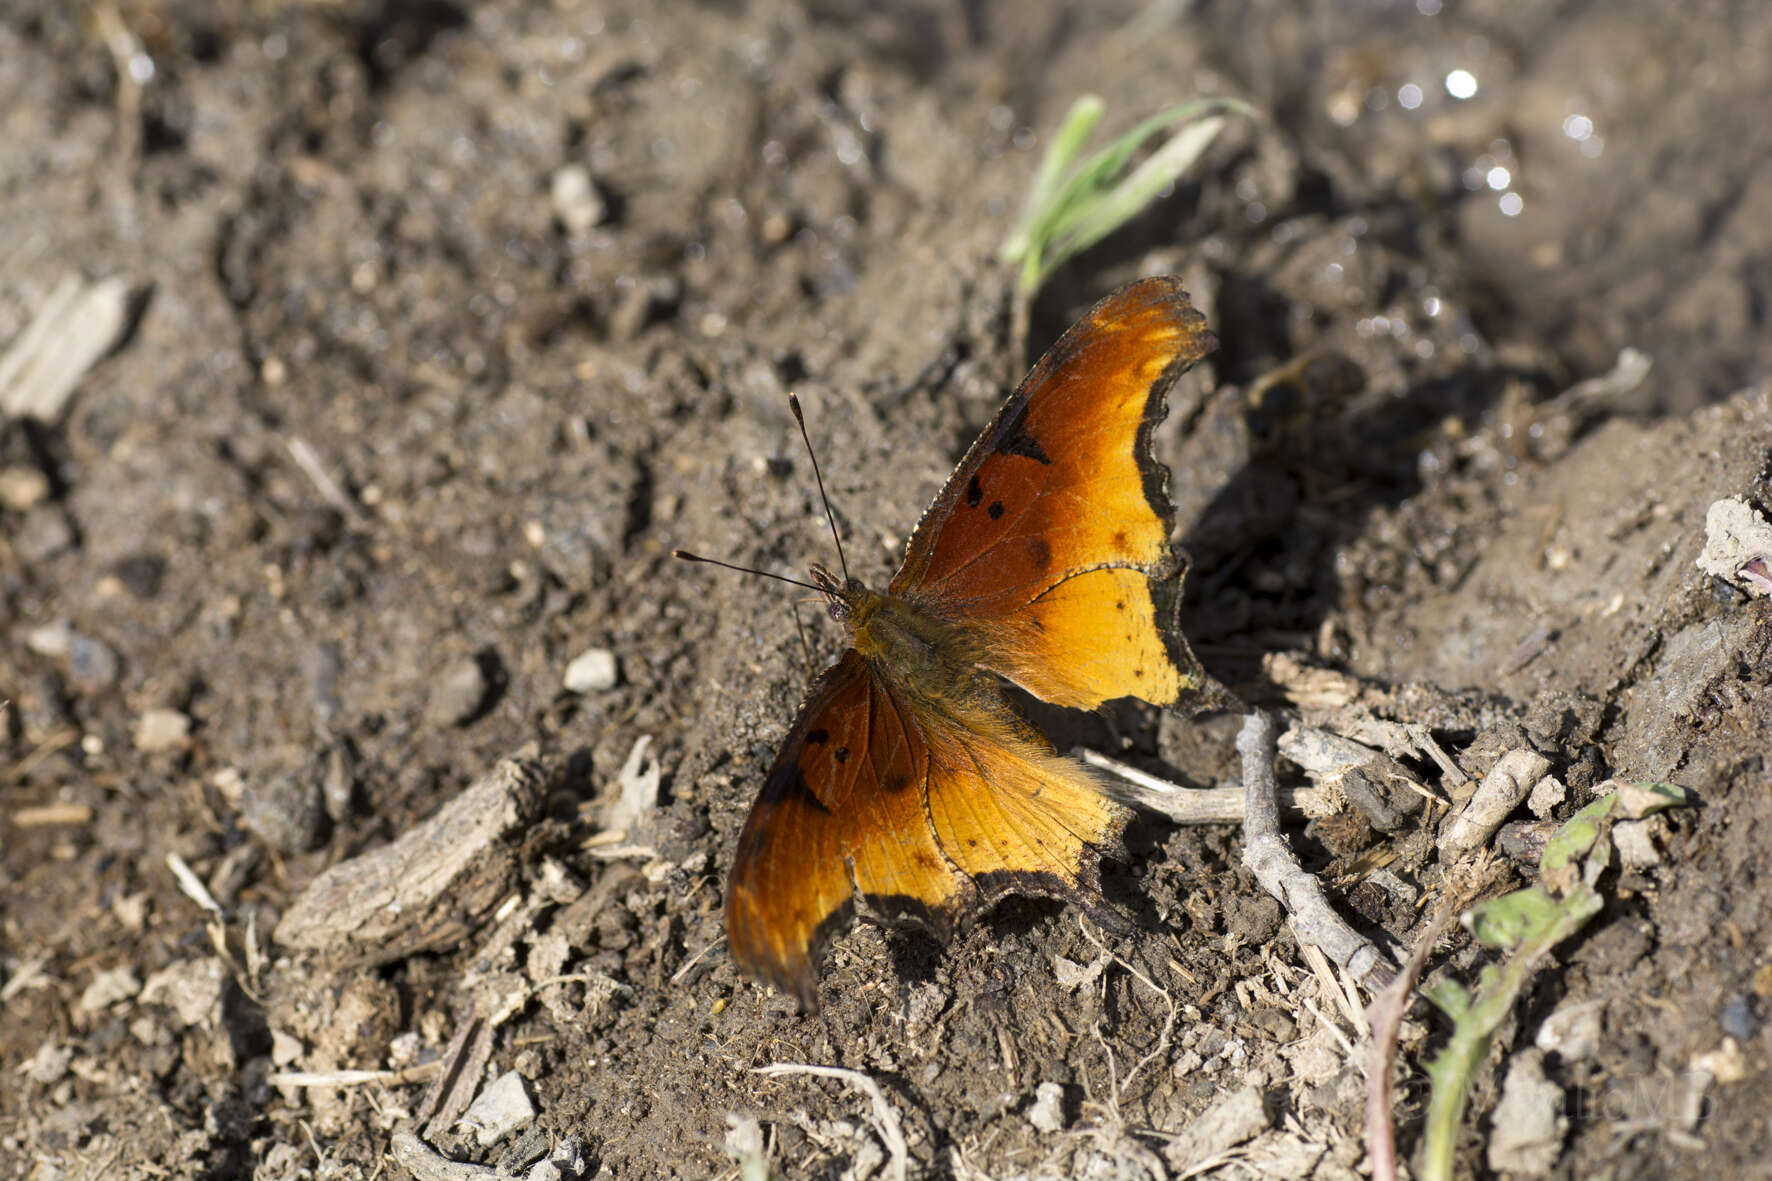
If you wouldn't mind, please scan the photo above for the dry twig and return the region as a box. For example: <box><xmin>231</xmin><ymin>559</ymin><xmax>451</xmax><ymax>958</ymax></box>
<box><xmin>1238</xmin><ymin>712</ymin><xmax>1394</xmax><ymax>994</ymax></box>
<box><xmin>1082</xmin><ymin>747</ymin><xmax>1328</xmax><ymax>822</ymax></box>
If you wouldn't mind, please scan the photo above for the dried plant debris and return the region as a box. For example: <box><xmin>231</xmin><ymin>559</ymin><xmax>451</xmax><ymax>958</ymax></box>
<box><xmin>0</xmin><ymin>274</ymin><xmax>138</xmax><ymax>421</ymax></box>
<box><xmin>586</xmin><ymin>734</ymin><xmax>661</xmax><ymax>854</ymax></box>
<box><xmin>1239</xmin><ymin>712</ymin><xmax>1396</xmax><ymax>994</ymax></box>
<box><xmin>274</xmin><ymin>751</ymin><xmax>546</xmax><ymax>962</ymax></box>
<box><xmin>1083</xmin><ymin>745</ymin><xmax>1330</xmax><ymax>823</ymax></box>
<box><xmin>1697</xmin><ymin>496</ymin><xmax>1772</xmax><ymax>597</ymax></box>
<box><xmin>1438</xmin><ymin>749</ymin><xmax>1552</xmax><ymax>861</ymax></box>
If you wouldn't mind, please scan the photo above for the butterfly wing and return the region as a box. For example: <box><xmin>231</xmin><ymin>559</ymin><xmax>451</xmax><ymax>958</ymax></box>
<box><xmin>726</xmin><ymin>650</ymin><xmax>1131</xmax><ymax>1010</ymax></box>
<box><xmin>889</xmin><ymin>277</ymin><xmax>1216</xmax><ymax>711</ymax></box>
<box><xmin>727</xmin><ymin>649</ymin><xmax>966</xmax><ymax>1008</ymax></box>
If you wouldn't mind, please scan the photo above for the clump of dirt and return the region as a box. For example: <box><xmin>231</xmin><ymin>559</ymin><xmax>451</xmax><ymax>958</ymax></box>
<box><xmin>3</xmin><ymin>2</ymin><xmax>1769</xmax><ymax>1178</ymax></box>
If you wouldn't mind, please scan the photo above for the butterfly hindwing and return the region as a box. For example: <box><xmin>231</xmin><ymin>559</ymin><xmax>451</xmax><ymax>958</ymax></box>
<box><xmin>726</xmin><ymin>650</ymin><xmax>976</xmax><ymax>1008</ymax></box>
<box><xmin>920</xmin><ymin>703</ymin><xmax>1132</xmax><ymax>913</ymax></box>
<box><xmin>889</xmin><ymin>277</ymin><xmax>1215</xmax><ymax>710</ymax></box>
<box><xmin>726</xmin><ymin>649</ymin><xmax>1134</xmax><ymax>1009</ymax></box>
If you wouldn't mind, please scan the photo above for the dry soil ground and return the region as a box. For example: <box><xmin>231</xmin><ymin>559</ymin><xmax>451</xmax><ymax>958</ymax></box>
<box><xmin>3</xmin><ymin>2</ymin><xmax>1771</xmax><ymax>1179</ymax></box>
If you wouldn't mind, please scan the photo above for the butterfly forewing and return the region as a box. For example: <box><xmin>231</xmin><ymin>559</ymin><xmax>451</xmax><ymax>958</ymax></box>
<box><xmin>890</xmin><ymin>276</ymin><xmax>1216</xmax><ymax>710</ymax></box>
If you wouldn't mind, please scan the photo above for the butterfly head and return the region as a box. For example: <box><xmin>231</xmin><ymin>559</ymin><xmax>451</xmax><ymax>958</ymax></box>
<box><xmin>809</xmin><ymin>562</ymin><xmax>868</xmax><ymax>623</ymax></box>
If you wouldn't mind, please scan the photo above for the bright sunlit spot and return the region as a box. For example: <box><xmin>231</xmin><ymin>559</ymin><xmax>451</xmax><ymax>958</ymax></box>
<box><xmin>1446</xmin><ymin>69</ymin><xmax>1478</xmax><ymax>99</ymax></box>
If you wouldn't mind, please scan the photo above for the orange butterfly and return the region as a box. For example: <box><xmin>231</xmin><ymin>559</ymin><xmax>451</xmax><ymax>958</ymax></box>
<box><xmin>709</xmin><ymin>277</ymin><xmax>1216</xmax><ymax>1009</ymax></box>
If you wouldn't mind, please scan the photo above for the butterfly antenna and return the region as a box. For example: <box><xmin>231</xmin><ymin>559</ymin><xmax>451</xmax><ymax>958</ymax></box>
<box><xmin>672</xmin><ymin>550</ymin><xmax>826</xmax><ymax>594</ymax></box>
<box><xmin>787</xmin><ymin>393</ymin><xmax>850</xmax><ymax>583</ymax></box>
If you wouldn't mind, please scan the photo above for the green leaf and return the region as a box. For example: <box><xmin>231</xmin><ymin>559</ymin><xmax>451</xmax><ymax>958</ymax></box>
<box><xmin>1539</xmin><ymin>794</ymin><xmax>1617</xmax><ymax>875</ymax></box>
<box><xmin>1422</xmin><ymin>977</ymin><xmax>1471</xmax><ymax>1020</ymax></box>
<box><xmin>1465</xmin><ymin>885</ymin><xmax>1564</xmax><ymax>949</ymax></box>
<box><xmin>1615</xmin><ymin>780</ymin><xmax>1689</xmax><ymax>819</ymax></box>
<box><xmin>1001</xmin><ymin>96</ymin><xmax>1253</xmax><ymax>296</ymax></box>
<box><xmin>1002</xmin><ymin>94</ymin><xmax>1103</xmax><ymax>266</ymax></box>
<box><xmin>1414</xmin><ymin>779</ymin><xmax>1688</xmax><ymax>1180</ymax></box>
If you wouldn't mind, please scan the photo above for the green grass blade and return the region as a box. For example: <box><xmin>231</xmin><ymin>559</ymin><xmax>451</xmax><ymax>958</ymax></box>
<box><xmin>1002</xmin><ymin>94</ymin><xmax>1104</xmax><ymax>265</ymax></box>
<box><xmin>1001</xmin><ymin>96</ymin><xmax>1252</xmax><ymax>295</ymax></box>
<box><xmin>1042</xmin><ymin>115</ymin><xmax>1226</xmax><ymax>268</ymax></box>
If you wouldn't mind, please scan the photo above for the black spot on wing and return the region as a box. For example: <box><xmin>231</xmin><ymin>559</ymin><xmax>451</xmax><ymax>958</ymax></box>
<box><xmin>834</xmin><ymin>746</ymin><xmax>850</xmax><ymax>763</ymax></box>
<box><xmin>992</xmin><ymin>398</ymin><xmax>1053</xmax><ymax>465</ymax></box>
<box><xmin>1027</xmin><ymin>536</ymin><xmax>1051</xmax><ymax>571</ymax></box>
<box><xmin>988</xmin><ymin>501</ymin><xmax>1005</xmax><ymax>520</ymax></box>
<box><xmin>995</xmin><ymin>428</ymin><xmax>1051</xmax><ymax>465</ymax></box>
<box><xmin>806</xmin><ymin>729</ymin><xmax>830</xmax><ymax>745</ymax></box>
<box><xmin>966</xmin><ymin>476</ymin><xmax>983</xmax><ymax>507</ymax></box>
<box><xmin>782</xmin><ymin>766</ymin><xmax>834</xmax><ymax>816</ymax></box>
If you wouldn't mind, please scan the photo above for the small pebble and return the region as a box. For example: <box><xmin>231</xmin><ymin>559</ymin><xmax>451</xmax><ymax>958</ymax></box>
<box><xmin>70</xmin><ymin>634</ymin><xmax>121</xmax><ymax>693</ymax></box>
<box><xmin>271</xmin><ymin>1029</ymin><xmax>305</xmax><ymax>1067</ymax></box>
<box><xmin>241</xmin><ymin>767</ymin><xmax>326</xmax><ymax>854</ymax></box>
<box><xmin>24</xmin><ymin>1042</ymin><xmax>72</xmax><ymax>1085</ymax></box>
<box><xmin>428</xmin><ymin>657</ymin><xmax>490</xmax><ymax>726</ymax></box>
<box><xmin>14</xmin><ymin>505</ymin><xmax>75</xmax><ymax>563</ymax></box>
<box><xmin>134</xmin><ymin>708</ymin><xmax>192</xmax><ymax>753</ymax></box>
<box><xmin>1487</xmin><ymin>1050</ymin><xmax>1564</xmax><ymax>1175</ymax></box>
<box><xmin>1535</xmin><ymin>1000</ymin><xmax>1603</xmax><ymax>1062</ymax></box>
<box><xmin>1027</xmin><ymin>1081</ymin><xmax>1066</xmax><ymax>1133</ymax></box>
<box><xmin>1613</xmin><ymin>819</ymin><xmax>1662</xmax><ymax>868</ymax></box>
<box><xmin>79</xmin><ymin>966</ymin><xmax>142</xmax><ymax>1011</ymax></box>
<box><xmin>550</xmin><ymin>164</ymin><xmax>606</xmax><ymax>236</ymax></box>
<box><xmin>25</xmin><ymin>621</ymin><xmax>74</xmax><ymax>659</ymax></box>
<box><xmin>1720</xmin><ymin>995</ymin><xmax>1760</xmax><ymax>1041</ymax></box>
<box><xmin>549</xmin><ymin>1134</ymin><xmax>589</xmax><ymax>1176</ymax></box>
<box><xmin>461</xmin><ymin>1070</ymin><xmax>536</xmax><ymax>1147</ymax></box>
<box><xmin>0</xmin><ymin>465</ymin><xmax>50</xmax><ymax>510</ymax></box>
<box><xmin>129</xmin><ymin>1014</ymin><xmax>170</xmax><ymax>1048</ymax></box>
<box><xmin>110</xmin><ymin>554</ymin><xmax>166</xmax><ymax>598</ymax></box>
<box><xmin>140</xmin><ymin>959</ymin><xmax>226</xmax><ymax>1029</ymax></box>
<box><xmin>1527</xmin><ymin>773</ymin><xmax>1566</xmax><ymax>818</ymax></box>
<box><xmin>563</xmin><ymin>647</ymin><xmax>618</xmax><ymax>693</ymax></box>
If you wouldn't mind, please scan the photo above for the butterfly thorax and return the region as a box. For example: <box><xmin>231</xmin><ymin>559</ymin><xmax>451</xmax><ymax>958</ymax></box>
<box><xmin>809</xmin><ymin>562</ymin><xmax>993</xmax><ymax>721</ymax></box>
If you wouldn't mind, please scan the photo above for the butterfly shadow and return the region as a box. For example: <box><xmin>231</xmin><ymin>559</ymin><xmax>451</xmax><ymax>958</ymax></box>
<box><xmin>1175</xmin><ymin>342</ymin><xmax>1556</xmax><ymax>683</ymax></box>
<box><xmin>1010</xmin><ymin>689</ymin><xmax>1185</xmax><ymax>936</ymax></box>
